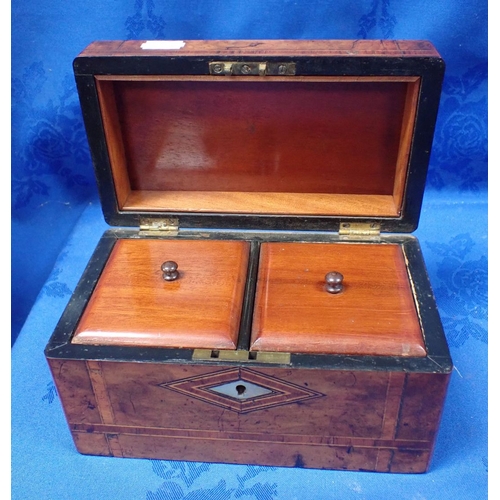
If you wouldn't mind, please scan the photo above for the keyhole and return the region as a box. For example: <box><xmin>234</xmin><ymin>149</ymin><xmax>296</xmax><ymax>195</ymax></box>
<box><xmin>235</xmin><ymin>384</ymin><xmax>247</xmax><ymax>396</ymax></box>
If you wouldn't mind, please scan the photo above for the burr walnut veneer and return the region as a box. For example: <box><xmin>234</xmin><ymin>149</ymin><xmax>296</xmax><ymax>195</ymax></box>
<box><xmin>45</xmin><ymin>39</ymin><xmax>452</xmax><ymax>474</ymax></box>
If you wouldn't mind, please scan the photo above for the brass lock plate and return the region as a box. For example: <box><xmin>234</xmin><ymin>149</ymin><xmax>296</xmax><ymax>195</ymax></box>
<box><xmin>209</xmin><ymin>61</ymin><xmax>296</xmax><ymax>76</ymax></box>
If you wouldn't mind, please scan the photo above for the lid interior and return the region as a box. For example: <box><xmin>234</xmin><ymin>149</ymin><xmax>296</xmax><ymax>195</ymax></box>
<box><xmin>96</xmin><ymin>75</ymin><xmax>420</xmax><ymax>218</ymax></box>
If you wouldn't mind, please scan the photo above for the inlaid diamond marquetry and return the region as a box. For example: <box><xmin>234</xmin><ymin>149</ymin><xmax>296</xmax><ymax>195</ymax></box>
<box><xmin>158</xmin><ymin>367</ymin><xmax>324</xmax><ymax>414</ymax></box>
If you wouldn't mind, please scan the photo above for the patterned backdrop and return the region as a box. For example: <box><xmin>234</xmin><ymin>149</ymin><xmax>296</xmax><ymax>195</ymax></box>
<box><xmin>12</xmin><ymin>1</ymin><xmax>487</xmax><ymax>499</ymax></box>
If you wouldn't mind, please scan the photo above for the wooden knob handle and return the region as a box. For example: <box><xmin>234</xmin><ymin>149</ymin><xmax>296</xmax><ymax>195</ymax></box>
<box><xmin>161</xmin><ymin>261</ymin><xmax>179</xmax><ymax>281</ymax></box>
<box><xmin>325</xmin><ymin>271</ymin><xmax>344</xmax><ymax>294</ymax></box>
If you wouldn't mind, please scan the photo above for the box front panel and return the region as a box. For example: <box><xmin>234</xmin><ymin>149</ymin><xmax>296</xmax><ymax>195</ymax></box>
<box><xmin>49</xmin><ymin>357</ymin><xmax>448</xmax><ymax>472</ymax></box>
<box><xmin>93</xmin><ymin>363</ymin><xmax>390</xmax><ymax>436</ymax></box>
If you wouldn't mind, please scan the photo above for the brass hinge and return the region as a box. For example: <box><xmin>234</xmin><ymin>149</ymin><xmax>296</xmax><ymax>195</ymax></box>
<box><xmin>209</xmin><ymin>61</ymin><xmax>296</xmax><ymax>76</ymax></box>
<box><xmin>139</xmin><ymin>218</ymin><xmax>179</xmax><ymax>236</ymax></box>
<box><xmin>192</xmin><ymin>349</ymin><xmax>291</xmax><ymax>365</ymax></box>
<box><xmin>339</xmin><ymin>222</ymin><xmax>381</xmax><ymax>240</ymax></box>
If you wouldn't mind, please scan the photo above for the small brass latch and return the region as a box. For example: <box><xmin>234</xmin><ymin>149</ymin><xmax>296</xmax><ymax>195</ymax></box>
<box><xmin>209</xmin><ymin>61</ymin><xmax>296</xmax><ymax>76</ymax></box>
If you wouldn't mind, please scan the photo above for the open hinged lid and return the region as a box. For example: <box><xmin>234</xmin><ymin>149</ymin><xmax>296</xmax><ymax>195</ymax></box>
<box><xmin>73</xmin><ymin>39</ymin><xmax>444</xmax><ymax>233</ymax></box>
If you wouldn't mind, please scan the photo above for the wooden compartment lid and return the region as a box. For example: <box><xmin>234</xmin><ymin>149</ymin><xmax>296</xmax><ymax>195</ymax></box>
<box><xmin>74</xmin><ymin>39</ymin><xmax>444</xmax><ymax>233</ymax></box>
<box><xmin>72</xmin><ymin>239</ymin><xmax>250</xmax><ymax>349</ymax></box>
<box><xmin>251</xmin><ymin>242</ymin><xmax>426</xmax><ymax>357</ymax></box>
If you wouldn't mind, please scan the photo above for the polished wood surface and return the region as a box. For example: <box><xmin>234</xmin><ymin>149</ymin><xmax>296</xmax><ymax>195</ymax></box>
<box><xmin>251</xmin><ymin>242</ymin><xmax>426</xmax><ymax>356</ymax></box>
<box><xmin>95</xmin><ymin>75</ymin><xmax>419</xmax><ymax>217</ymax></box>
<box><xmin>123</xmin><ymin>191</ymin><xmax>399</xmax><ymax>216</ymax></box>
<box><xmin>72</xmin><ymin>239</ymin><xmax>250</xmax><ymax>348</ymax></box>
<box><xmin>107</xmin><ymin>78</ymin><xmax>408</xmax><ymax>193</ymax></box>
<box><xmin>78</xmin><ymin>39</ymin><xmax>441</xmax><ymax>58</ymax></box>
<box><xmin>96</xmin><ymin>80</ymin><xmax>131</xmax><ymax>210</ymax></box>
<box><xmin>48</xmin><ymin>358</ymin><xmax>449</xmax><ymax>472</ymax></box>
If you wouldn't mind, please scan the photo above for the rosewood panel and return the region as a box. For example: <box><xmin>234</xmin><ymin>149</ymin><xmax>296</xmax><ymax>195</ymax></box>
<box><xmin>78</xmin><ymin>361</ymin><xmax>389</xmax><ymax>436</ymax></box>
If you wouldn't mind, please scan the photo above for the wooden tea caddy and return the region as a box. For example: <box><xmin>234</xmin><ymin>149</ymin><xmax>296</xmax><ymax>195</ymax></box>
<box><xmin>45</xmin><ymin>40</ymin><xmax>452</xmax><ymax>473</ymax></box>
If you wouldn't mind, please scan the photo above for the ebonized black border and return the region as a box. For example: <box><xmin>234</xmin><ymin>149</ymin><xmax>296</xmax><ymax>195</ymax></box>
<box><xmin>237</xmin><ymin>240</ymin><xmax>260</xmax><ymax>351</ymax></box>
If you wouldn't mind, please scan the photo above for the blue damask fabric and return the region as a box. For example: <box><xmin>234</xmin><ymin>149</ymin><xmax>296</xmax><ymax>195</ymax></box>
<box><xmin>12</xmin><ymin>0</ymin><xmax>487</xmax><ymax>499</ymax></box>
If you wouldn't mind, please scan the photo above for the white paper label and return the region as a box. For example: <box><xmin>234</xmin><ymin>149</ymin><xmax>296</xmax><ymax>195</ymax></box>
<box><xmin>140</xmin><ymin>40</ymin><xmax>186</xmax><ymax>50</ymax></box>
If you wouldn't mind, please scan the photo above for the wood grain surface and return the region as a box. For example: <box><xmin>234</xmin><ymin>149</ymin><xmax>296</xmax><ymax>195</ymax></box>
<box><xmin>47</xmin><ymin>358</ymin><xmax>449</xmax><ymax>472</ymax></box>
<box><xmin>72</xmin><ymin>239</ymin><xmax>250</xmax><ymax>349</ymax></box>
<box><xmin>122</xmin><ymin>191</ymin><xmax>399</xmax><ymax>216</ymax></box>
<box><xmin>108</xmin><ymin>79</ymin><xmax>408</xmax><ymax>194</ymax></box>
<box><xmin>251</xmin><ymin>242</ymin><xmax>426</xmax><ymax>356</ymax></box>
<box><xmin>95</xmin><ymin>75</ymin><xmax>419</xmax><ymax>217</ymax></box>
<box><xmin>77</xmin><ymin>39</ymin><xmax>441</xmax><ymax>58</ymax></box>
